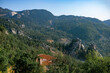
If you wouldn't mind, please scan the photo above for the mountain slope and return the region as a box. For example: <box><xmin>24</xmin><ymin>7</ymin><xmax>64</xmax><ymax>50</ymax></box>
<box><xmin>13</xmin><ymin>9</ymin><xmax>55</xmax><ymax>26</ymax></box>
<box><xmin>0</xmin><ymin>7</ymin><xmax>12</xmax><ymax>14</ymax></box>
<box><xmin>0</xmin><ymin>7</ymin><xmax>110</xmax><ymax>56</ymax></box>
<box><xmin>104</xmin><ymin>20</ymin><xmax>110</xmax><ymax>26</ymax></box>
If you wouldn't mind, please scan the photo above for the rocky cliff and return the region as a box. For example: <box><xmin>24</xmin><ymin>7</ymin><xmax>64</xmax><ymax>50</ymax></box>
<box><xmin>65</xmin><ymin>38</ymin><xmax>102</xmax><ymax>60</ymax></box>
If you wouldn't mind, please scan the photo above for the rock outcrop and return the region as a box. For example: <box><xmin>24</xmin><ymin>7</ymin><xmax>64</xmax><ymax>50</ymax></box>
<box><xmin>11</xmin><ymin>29</ymin><xmax>17</xmax><ymax>34</ymax></box>
<box><xmin>42</xmin><ymin>43</ymin><xmax>56</xmax><ymax>53</ymax></box>
<box><xmin>66</xmin><ymin>38</ymin><xmax>86</xmax><ymax>60</ymax></box>
<box><xmin>18</xmin><ymin>30</ymin><xmax>24</xmax><ymax>36</ymax></box>
<box><xmin>87</xmin><ymin>44</ymin><xmax>102</xmax><ymax>57</ymax></box>
<box><xmin>21</xmin><ymin>24</ymin><xmax>25</xmax><ymax>28</ymax></box>
<box><xmin>69</xmin><ymin>38</ymin><xmax>86</xmax><ymax>52</ymax></box>
<box><xmin>65</xmin><ymin>38</ymin><xmax>102</xmax><ymax>60</ymax></box>
<box><xmin>8</xmin><ymin>11</ymin><xmax>17</xmax><ymax>16</ymax></box>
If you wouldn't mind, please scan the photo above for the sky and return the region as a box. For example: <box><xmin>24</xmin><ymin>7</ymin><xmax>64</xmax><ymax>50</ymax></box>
<box><xmin>0</xmin><ymin>0</ymin><xmax>110</xmax><ymax>20</ymax></box>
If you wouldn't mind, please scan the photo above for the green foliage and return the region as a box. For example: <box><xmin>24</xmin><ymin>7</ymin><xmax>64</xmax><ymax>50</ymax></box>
<box><xmin>83</xmin><ymin>50</ymin><xmax>110</xmax><ymax>73</ymax></box>
<box><xmin>0</xmin><ymin>26</ymin><xmax>110</xmax><ymax>73</ymax></box>
<box><xmin>0</xmin><ymin>25</ymin><xmax>5</xmax><ymax>32</ymax></box>
<box><xmin>86</xmin><ymin>50</ymin><xmax>101</xmax><ymax>61</ymax></box>
<box><xmin>0</xmin><ymin>51</ymin><xmax>8</xmax><ymax>71</ymax></box>
<box><xmin>0</xmin><ymin>7</ymin><xmax>110</xmax><ymax>73</ymax></box>
<box><xmin>1</xmin><ymin>8</ymin><xmax>110</xmax><ymax>56</ymax></box>
<box><xmin>0</xmin><ymin>28</ymin><xmax>55</xmax><ymax>73</ymax></box>
<box><xmin>0</xmin><ymin>31</ymin><xmax>41</xmax><ymax>72</ymax></box>
<box><xmin>47</xmin><ymin>55</ymin><xmax>84</xmax><ymax>73</ymax></box>
<box><xmin>47</xmin><ymin>49</ymin><xmax>110</xmax><ymax>73</ymax></box>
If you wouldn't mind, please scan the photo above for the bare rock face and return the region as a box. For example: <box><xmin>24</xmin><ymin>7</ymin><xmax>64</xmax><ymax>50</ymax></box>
<box><xmin>21</xmin><ymin>24</ymin><xmax>25</xmax><ymax>28</ymax></box>
<box><xmin>42</xmin><ymin>43</ymin><xmax>56</xmax><ymax>54</ymax></box>
<box><xmin>9</xmin><ymin>11</ymin><xmax>17</xmax><ymax>16</ymax></box>
<box><xmin>18</xmin><ymin>30</ymin><xmax>24</xmax><ymax>36</ymax></box>
<box><xmin>49</xmin><ymin>20</ymin><xmax>53</xmax><ymax>25</ymax></box>
<box><xmin>66</xmin><ymin>39</ymin><xmax>102</xmax><ymax>60</ymax></box>
<box><xmin>5</xmin><ymin>30</ymin><xmax>9</xmax><ymax>35</ymax></box>
<box><xmin>60</xmin><ymin>38</ymin><xmax>70</xmax><ymax>45</ymax></box>
<box><xmin>66</xmin><ymin>38</ymin><xmax>86</xmax><ymax>60</ymax></box>
<box><xmin>69</xmin><ymin>38</ymin><xmax>85</xmax><ymax>51</ymax></box>
<box><xmin>11</xmin><ymin>29</ymin><xmax>17</xmax><ymax>34</ymax></box>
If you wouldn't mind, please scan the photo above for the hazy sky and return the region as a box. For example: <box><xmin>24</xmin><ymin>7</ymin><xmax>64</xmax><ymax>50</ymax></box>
<box><xmin>0</xmin><ymin>0</ymin><xmax>110</xmax><ymax>20</ymax></box>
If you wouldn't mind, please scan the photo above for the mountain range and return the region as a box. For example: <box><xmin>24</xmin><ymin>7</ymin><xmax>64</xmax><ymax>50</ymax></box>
<box><xmin>0</xmin><ymin>7</ymin><xmax>110</xmax><ymax>56</ymax></box>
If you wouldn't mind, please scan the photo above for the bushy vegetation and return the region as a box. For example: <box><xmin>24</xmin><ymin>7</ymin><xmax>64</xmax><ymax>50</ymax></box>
<box><xmin>0</xmin><ymin>7</ymin><xmax>110</xmax><ymax>73</ymax></box>
<box><xmin>1</xmin><ymin>7</ymin><xmax>110</xmax><ymax>56</ymax></box>
<box><xmin>47</xmin><ymin>51</ymin><xmax>110</xmax><ymax>73</ymax></box>
<box><xmin>0</xmin><ymin>28</ymin><xmax>110</xmax><ymax>73</ymax></box>
<box><xmin>0</xmin><ymin>29</ymin><xmax>51</xmax><ymax>73</ymax></box>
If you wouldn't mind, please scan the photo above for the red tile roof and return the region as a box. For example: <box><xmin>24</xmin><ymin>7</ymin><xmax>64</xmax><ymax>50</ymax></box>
<box><xmin>38</xmin><ymin>54</ymin><xmax>56</xmax><ymax>60</ymax></box>
<box><xmin>38</xmin><ymin>54</ymin><xmax>56</xmax><ymax>66</ymax></box>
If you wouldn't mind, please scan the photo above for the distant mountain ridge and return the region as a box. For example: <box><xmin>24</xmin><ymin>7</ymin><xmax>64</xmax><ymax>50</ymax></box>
<box><xmin>104</xmin><ymin>20</ymin><xmax>110</xmax><ymax>26</ymax></box>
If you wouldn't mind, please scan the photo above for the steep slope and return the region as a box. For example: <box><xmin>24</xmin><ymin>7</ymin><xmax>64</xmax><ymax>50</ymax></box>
<box><xmin>0</xmin><ymin>25</ymin><xmax>57</xmax><ymax>73</ymax></box>
<box><xmin>64</xmin><ymin>38</ymin><xmax>102</xmax><ymax>60</ymax></box>
<box><xmin>52</xmin><ymin>16</ymin><xmax>110</xmax><ymax>56</ymax></box>
<box><xmin>64</xmin><ymin>38</ymin><xmax>86</xmax><ymax>60</ymax></box>
<box><xmin>104</xmin><ymin>20</ymin><xmax>110</xmax><ymax>26</ymax></box>
<box><xmin>13</xmin><ymin>9</ymin><xmax>55</xmax><ymax>26</ymax></box>
<box><xmin>87</xmin><ymin>44</ymin><xmax>102</xmax><ymax>57</ymax></box>
<box><xmin>53</xmin><ymin>15</ymin><xmax>110</xmax><ymax>41</ymax></box>
<box><xmin>0</xmin><ymin>17</ymin><xmax>72</xmax><ymax>42</ymax></box>
<box><xmin>0</xmin><ymin>7</ymin><xmax>12</xmax><ymax>15</ymax></box>
<box><xmin>0</xmin><ymin>7</ymin><xmax>110</xmax><ymax>56</ymax></box>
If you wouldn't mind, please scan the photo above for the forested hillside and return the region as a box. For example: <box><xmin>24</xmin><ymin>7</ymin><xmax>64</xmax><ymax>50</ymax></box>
<box><xmin>0</xmin><ymin>7</ymin><xmax>110</xmax><ymax>56</ymax></box>
<box><xmin>0</xmin><ymin>25</ymin><xmax>110</xmax><ymax>73</ymax></box>
<box><xmin>104</xmin><ymin>20</ymin><xmax>110</xmax><ymax>26</ymax></box>
<box><xmin>0</xmin><ymin>7</ymin><xmax>110</xmax><ymax>73</ymax></box>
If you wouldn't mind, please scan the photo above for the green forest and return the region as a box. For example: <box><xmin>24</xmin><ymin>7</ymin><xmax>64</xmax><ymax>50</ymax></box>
<box><xmin>0</xmin><ymin>7</ymin><xmax>110</xmax><ymax>73</ymax></box>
